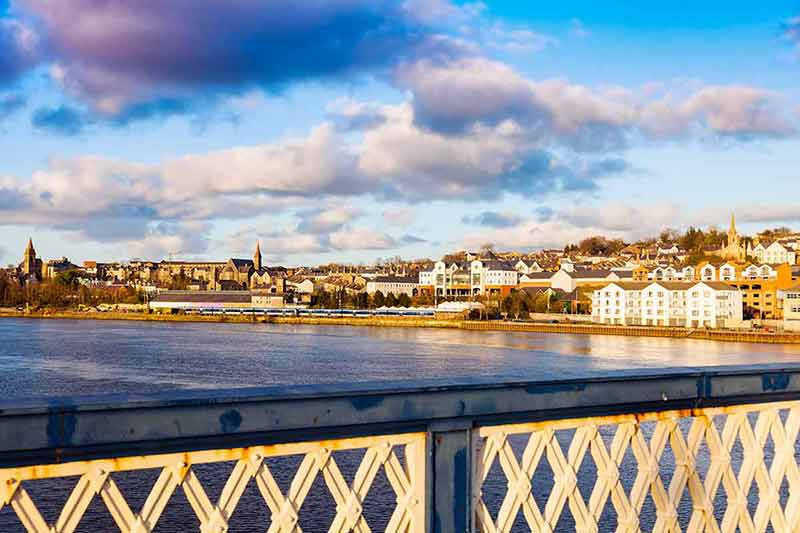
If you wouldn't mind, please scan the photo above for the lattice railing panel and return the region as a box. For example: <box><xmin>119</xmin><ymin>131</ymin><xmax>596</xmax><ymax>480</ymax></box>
<box><xmin>0</xmin><ymin>432</ymin><xmax>426</xmax><ymax>532</ymax></box>
<box><xmin>473</xmin><ymin>401</ymin><xmax>800</xmax><ymax>533</ymax></box>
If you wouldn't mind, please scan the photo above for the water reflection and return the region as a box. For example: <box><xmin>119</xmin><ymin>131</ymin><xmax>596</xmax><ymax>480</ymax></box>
<box><xmin>2</xmin><ymin>318</ymin><xmax>800</xmax><ymax>399</ymax></box>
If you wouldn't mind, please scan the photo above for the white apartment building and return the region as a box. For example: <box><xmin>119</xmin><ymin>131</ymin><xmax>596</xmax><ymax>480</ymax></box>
<box><xmin>419</xmin><ymin>259</ymin><xmax>518</xmax><ymax>297</ymax></box>
<box><xmin>591</xmin><ymin>281</ymin><xmax>743</xmax><ymax>328</ymax></box>
<box><xmin>365</xmin><ymin>275</ymin><xmax>418</xmax><ymax>297</ymax></box>
<box><xmin>781</xmin><ymin>285</ymin><xmax>800</xmax><ymax>331</ymax></box>
<box><xmin>753</xmin><ymin>241</ymin><xmax>797</xmax><ymax>265</ymax></box>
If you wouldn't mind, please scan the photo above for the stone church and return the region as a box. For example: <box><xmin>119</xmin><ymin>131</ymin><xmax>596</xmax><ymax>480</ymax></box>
<box><xmin>715</xmin><ymin>214</ymin><xmax>749</xmax><ymax>262</ymax></box>
<box><xmin>218</xmin><ymin>241</ymin><xmax>285</xmax><ymax>292</ymax></box>
<box><xmin>18</xmin><ymin>238</ymin><xmax>42</xmax><ymax>283</ymax></box>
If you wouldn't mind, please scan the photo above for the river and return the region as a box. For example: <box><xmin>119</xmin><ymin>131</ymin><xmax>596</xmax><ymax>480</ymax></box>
<box><xmin>2</xmin><ymin>317</ymin><xmax>800</xmax><ymax>531</ymax></box>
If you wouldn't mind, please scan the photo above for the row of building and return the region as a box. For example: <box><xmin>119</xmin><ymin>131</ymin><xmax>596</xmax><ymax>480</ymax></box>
<box><xmin>591</xmin><ymin>281</ymin><xmax>743</xmax><ymax>328</ymax></box>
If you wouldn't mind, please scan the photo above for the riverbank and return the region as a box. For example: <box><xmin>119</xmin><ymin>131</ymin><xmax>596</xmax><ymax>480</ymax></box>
<box><xmin>2</xmin><ymin>309</ymin><xmax>800</xmax><ymax>344</ymax></box>
<box><xmin>0</xmin><ymin>309</ymin><xmax>460</xmax><ymax>329</ymax></box>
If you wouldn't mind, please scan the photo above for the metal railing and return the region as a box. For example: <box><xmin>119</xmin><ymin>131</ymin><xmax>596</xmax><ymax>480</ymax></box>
<box><xmin>2</xmin><ymin>365</ymin><xmax>800</xmax><ymax>532</ymax></box>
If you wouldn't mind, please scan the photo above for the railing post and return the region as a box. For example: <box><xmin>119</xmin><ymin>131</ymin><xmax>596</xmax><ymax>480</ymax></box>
<box><xmin>429</xmin><ymin>421</ymin><xmax>472</xmax><ymax>533</ymax></box>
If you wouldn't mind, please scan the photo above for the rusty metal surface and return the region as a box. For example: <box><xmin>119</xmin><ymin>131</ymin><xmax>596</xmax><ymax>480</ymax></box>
<box><xmin>0</xmin><ymin>433</ymin><xmax>427</xmax><ymax>533</ymax></box>
<box><xmin>473</xmin><ymin>400</ymin><xmax>800</xmax><ymax>532</ymax></box>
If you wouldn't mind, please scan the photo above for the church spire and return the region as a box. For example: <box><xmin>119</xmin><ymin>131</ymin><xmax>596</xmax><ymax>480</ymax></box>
<box><xmin>730</xmin><ymin>212</ymin><xmax>736</xmax><ymax>235</ymax></box>
<box><xmin>253</xmin><ymin>240</ymin><xmax>262</xmax><ymax>271</ymax></box>
<box><xmin>22</xmin><ymin>237</ymin><xmax>38</xmax><ymax>276</ymax></box>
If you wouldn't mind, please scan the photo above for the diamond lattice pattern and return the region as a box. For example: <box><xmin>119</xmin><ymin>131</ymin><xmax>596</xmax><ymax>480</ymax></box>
<box><xmin>0</xmin><ymin>432</ymin><xmax>426</xmax><ymax>532</ymax></box>
<box><xmin>474</xmin><ymin>401</ymin><xmax>800</xmax><ymax>533</ymax></box>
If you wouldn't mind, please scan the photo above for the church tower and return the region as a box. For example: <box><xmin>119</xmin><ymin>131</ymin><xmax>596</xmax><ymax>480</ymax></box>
<box><xmin>253</xmin><ymin>240</ymin><xmax>262</xmax><ymax>271</ymax></box>
<box><xmin>22</xmin><ymin>238</ymin><xmax>37</xmax><ymax>276</ymax></box>
<box><xmin>728</xmin><ymin>213</ymin><xmax>740</xmax><ymax>249</ymax></box>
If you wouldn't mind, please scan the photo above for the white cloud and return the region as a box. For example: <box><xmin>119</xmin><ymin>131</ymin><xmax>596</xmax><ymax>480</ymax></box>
<box><xmin>124</xmin><ymin>221</ymin><xmax>212</xmax><ymax>260</ymax></box>
<box><xmin>382</xmin><ymin>207</ymin><xmax>417</xmax><ymax>226</ymax></box>
<box><xmin>482</xmin><ymin>23</ymin><xmax>557</xmax><ymax>54</ymax></box>
<box><xmin>297</xmin><ymin>206</ymin><xmax>364</xmax><ymax>234</ymax></box>
<box><xmin>329</xmin><ymin>228</ymin><xmax>398</xmax><ymax>250</ymax></box>
<box><xmin>395</xmin><ymin>56</ymin><xmax>797</xmax><ymax>146</ymax></box>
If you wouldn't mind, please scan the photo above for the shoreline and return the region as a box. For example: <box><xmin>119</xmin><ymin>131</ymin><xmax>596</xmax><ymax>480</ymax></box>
<box><xmin>2</xmin><ymin>309</ymin><xmax>800</xmax><ymax>344</ymax></box>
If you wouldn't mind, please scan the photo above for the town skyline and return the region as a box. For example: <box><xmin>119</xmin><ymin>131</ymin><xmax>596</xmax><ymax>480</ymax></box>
<box><xmin>4</xmin><ymin>212</ymin><xmax>798</xmax><ymax>327</ymax></box>
<box><xmin>5</xmin><ymin>214</ymin><xmax>798</xmax><ymax>269</ymax></box>
<box><xmin>2</xmin><ymin>2</ymin><xmax>800</xmax><ymax>265</ymax></box>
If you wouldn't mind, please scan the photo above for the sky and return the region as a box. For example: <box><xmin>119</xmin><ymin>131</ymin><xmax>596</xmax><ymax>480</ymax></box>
<box><xmin>1</xmin><ymin>1</ymin><xmax>800</xmax><ymax>266</ymax></box>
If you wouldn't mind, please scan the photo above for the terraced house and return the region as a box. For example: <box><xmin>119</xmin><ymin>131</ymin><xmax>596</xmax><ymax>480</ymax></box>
<box><xmin>752</xmin><ymin>239</ymin><xmax>798</xmax><ymax>265</ymax></box>
<box><xmin>591</xmin><ymin>281</ymin><xmax>743</xmax><ymax>328</ymax></box>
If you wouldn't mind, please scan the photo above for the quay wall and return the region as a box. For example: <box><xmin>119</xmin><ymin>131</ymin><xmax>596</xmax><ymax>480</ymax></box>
<box><xmin>459</xmin><ymin>320</ymin><xmax>800</xmax><ymax>344</ymax></box>
<box><xmin>2</xmin><ymin>309</ymin><xmax>800</xmax><ymax>344</ymax></box>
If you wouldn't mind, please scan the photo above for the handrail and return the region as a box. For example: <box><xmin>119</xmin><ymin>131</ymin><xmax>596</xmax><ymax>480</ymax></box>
<box><xmin>2</xmin><ymin>364</ymin><xmax>800</xmax><ymax>466</ymax></box>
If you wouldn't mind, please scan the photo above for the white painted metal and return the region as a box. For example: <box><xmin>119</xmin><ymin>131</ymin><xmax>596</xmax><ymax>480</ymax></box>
<box><xmin>0</xmin><ymin>433</ymin><xmax>426</xmax><ymax>533</ymax></box>
<box><xmin>473</xmin><ymin>401</ymin><xmax>800</xmax><ymax>533</ymax></box>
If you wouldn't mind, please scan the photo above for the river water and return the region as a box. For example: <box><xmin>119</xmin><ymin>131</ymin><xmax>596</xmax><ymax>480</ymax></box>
<box><xmin>2</xmin><ymin>318</ymin><xmax>800</xmax><ymax>531</ymax></box>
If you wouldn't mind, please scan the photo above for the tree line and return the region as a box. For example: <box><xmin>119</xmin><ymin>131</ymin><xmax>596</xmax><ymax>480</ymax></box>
<box><xmin>0</xmin><ymin>271</ymin><xmax>143</xmax><ymax>309</ymax></box>
<box><xmin>309</xmin><ymin>289</ymin><xmax>429</xmax><ymax>309</ymax></box>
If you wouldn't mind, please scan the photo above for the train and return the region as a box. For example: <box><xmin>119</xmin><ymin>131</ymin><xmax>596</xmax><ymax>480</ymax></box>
<box><xmin>189</xmin><ymin>307</ymin><xmax>436</xmax><ymax>317</ymax></box>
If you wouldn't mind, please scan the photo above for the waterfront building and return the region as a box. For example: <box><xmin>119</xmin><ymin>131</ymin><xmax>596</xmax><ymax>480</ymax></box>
<box><xmin>149</xmin><ymin>290</ymin><xmax>285</xmax><ymax>313</ymax></box>
<box><xmin>419</xmin><ymin>257</ymin><xmax>518</xmax><ymax>297</ymax></box>
<box><xmin>591</xmin><ymin>281</ymin><xmax>743</xmax><ymax>328</ymax></box>
<box><xmin>781</xmin><ymin>285</ymin><xmax>800</xmax><ymax>331</ymax></box>
<box><xmin>366</xmin><ymin>275</ymin><xmax>418</xmax><ymax>297</ymax></box>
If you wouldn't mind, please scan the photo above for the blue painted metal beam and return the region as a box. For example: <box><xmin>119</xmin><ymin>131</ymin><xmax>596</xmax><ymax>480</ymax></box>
<box><xmin>1</xmin><ymin>364</ymin><xmax>800</xmax><ymax>468</ymax></box>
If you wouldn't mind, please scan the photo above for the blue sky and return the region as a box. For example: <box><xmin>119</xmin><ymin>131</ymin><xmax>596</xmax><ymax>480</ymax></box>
<box><xmin>1</xmin><ymin>1</ymin><xmax>800</xmax><ymax>266</ymax></box>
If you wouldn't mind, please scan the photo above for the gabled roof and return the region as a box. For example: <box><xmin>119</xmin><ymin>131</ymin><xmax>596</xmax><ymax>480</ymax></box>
<box><xmin>372</xmin><ymin>275</ymin><xmax>417</xmax><ymax>283</ymax></box>
<box><xmin>521</xmin><ymin>271</ymin><xmax>553</xmax><ymax>280</ymax></box>
<box><xmin>230</xmin><ymin>258</ymin><xmax>255</xmax><ymax>273</ymax></box>
<box><xmin>603</xmin><ymin>282</ymin><xmax>651</xmax><ymax>290</ymax></box>
<box><xmin>695</xmin><ymin>281</ymin><xmax>738</xmax><ymax>291</ymax></box>
<box><xmin>153</xmin><ymin>292</ymin><xmax>251</xmax><ymax>303</ymax></box>
<box><xmin>482</xmin><ymin>260</ymin><xmax>516</xmax><ymax>271</ymax></box>
<box><xmin>601</xmin><ymin>280</ymin><xmax>738</xmax><ymax>292</ymax></box>
<box><xmin>568</xmin><ymin>269</ymin><xmax>614</xmax><ymax>279</ymax></box>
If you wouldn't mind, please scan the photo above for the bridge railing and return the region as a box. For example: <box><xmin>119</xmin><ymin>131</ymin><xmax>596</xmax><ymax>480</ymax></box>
<box><xmin>2</xmin><ymin>365</ymin><xmax>800</xmax><ymax>532</ymax></box>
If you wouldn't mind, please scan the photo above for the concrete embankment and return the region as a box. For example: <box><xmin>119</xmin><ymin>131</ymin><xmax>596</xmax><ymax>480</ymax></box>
<box><xmin>0</xmin><ymin>310</ymin><xmax>460</xmax><ymax>329</ymax></box>
<box><xmin>459</xmin><ymin>320</ymin><xmax>800</xmax><ymax>344</ymax></box>
<box><xmin>2</xmin><ymin>310</ymin><xmax>800</xmax><ymax>344</ymax></box>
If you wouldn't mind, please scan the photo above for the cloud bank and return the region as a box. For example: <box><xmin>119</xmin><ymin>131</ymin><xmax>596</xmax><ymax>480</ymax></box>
<box><xmin>14</xmin><ymin>0</ymin><xmax>463</xmax><ymax>119</ymax></box>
